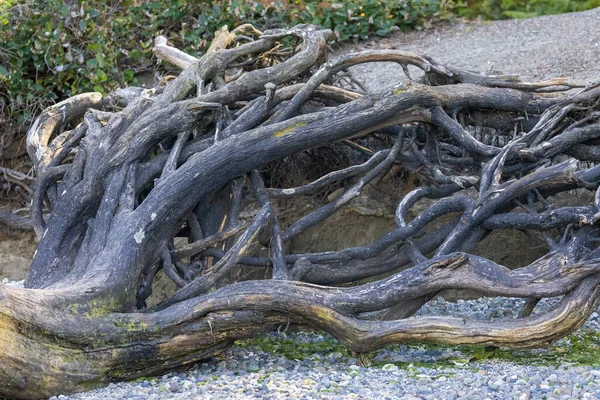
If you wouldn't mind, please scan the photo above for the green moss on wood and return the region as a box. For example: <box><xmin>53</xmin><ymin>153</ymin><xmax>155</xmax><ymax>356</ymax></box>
<box><xmin>273</xmin><ymin>122</ymin><xmax>307</xmax><ymax>138</ymax></box>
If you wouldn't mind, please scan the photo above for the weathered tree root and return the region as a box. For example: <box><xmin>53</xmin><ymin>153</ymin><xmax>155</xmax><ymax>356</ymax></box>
<box><xmin>1</xmin><ymin>24</ymin><xmax>599</xmax><ymax>398</ymax></box>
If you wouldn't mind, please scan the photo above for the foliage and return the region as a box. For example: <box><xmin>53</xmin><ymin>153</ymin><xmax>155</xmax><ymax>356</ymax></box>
<box><xmin>457</xmin><ymin>0</ymin><xmax>600</xmax><ymax>20</ymax></box>
<box><xmin>237</xmin><ymin>333</ymin><xmax>351</xmax><ymax>360</ymax></box>
<box><xmin>0</xmin><ymin>0</ymin><xmax>455</xmax><ymax>128</ymax></box>
<box><xmin>1</xmin><ymin>0</ymin><xmax>598</xmax><ymax>129</ymax></box>
<box><xmin>240</xmin><ymin>329</ymin><xmax>600</xmax><ymax>369</ymax></box>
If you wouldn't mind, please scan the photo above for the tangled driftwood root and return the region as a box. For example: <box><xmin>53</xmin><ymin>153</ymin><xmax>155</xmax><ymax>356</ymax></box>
<box><xmin>1</xmin><ymin>24</ymin><xmax>600</xmax><ymax>398</ymax></box>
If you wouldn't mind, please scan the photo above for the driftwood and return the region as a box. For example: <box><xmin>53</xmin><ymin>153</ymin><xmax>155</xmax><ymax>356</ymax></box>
<box><xmin>1</xmin><ymin>23</ymin><xmax>600</xmax><ymax>398</ymax></box>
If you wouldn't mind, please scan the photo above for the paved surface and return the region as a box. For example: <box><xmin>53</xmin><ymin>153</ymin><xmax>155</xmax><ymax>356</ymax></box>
<box><xmin>346</xmin><ymin>7</ymin><xmax>600</xmax><ymax>91</ymax></box>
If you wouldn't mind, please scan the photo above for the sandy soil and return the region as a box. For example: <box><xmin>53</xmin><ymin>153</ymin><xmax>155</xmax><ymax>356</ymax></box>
<box><xmin>0</xmin><ymin>230</ymin><xmax>36</xmax><ymax>280</ymax></box>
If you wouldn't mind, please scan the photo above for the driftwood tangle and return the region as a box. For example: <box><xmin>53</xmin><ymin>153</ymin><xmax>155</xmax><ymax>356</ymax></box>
<box><xmin>1</xmin><ymin>23</ymin><xmax>600</xmax><ymax>398</ymax></box>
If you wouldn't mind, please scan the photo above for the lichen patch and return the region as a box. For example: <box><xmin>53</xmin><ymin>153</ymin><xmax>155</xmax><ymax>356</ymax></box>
<box><xmin>134</xmin><ymin>229</ymin><xmax>145</xmax><ymax>244</ymax></box>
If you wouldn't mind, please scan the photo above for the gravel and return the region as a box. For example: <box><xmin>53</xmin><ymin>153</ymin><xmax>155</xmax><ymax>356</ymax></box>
<box><xmin>38</xmin><ymin>7</ymin><xmax>600</xmax><ymax>400</ymax></box>
<box><xmin>346</xmin><ymin>7</ymin><xmax>600</xmax><ymax>91</ymax></box>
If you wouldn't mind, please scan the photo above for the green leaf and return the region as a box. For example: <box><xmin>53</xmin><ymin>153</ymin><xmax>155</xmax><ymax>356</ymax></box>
<box><xmin>93</xmin><ymin>85</ymin><xmax>104</xmax><ymax>93</ymax></box>
<box><xmin>86</xmin><ymin>58</ymin><xmax>97</xmax><ymax>68</ymax></box>
<box><xmin>96</xmin><ymin>53</ymin><xmax>105</xmax><ymax>68</ymax></box>
<box><xmin>123</xmin><ymin>69</ymin><xmax>134</xmax><ymax>82</ymax></box>
<box><xmin>79</xmin><ymin>19</ymin><xmax>87</xmax><ymax>30</ymax></box>
<box><xmin>95</xmin><ymin>69</ymin><xmax>107</xmax><ymax>82</ymax></box>
<box><xmin>0</xmin><ymin>65</ymin><xmax>9</xmax><ymax>79</ymax></box>
<box><xmin>128</xmin><ymin>49</ymin><xmax>142</xmax><ymax>61</ymax></box>
<box><xmin>87</xmin><ymin>42</ymin><xmax>100</xmax><ymax>52</ymax></box>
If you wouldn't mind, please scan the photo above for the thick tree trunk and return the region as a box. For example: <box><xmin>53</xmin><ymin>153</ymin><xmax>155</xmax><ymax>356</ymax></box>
<box><xmin>1</xmin><ymin>23</ymin><xmax>600</xmax><ymax>398</ymax></box>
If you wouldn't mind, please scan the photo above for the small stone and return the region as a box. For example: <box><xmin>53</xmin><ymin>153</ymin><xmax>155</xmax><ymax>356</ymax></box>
<box><xmin>373</xmin><ymin>353</ymin><xmax>390</xmax><ymax>363</ymax></box>
<box><xmin>391</xmin><ymin>354</ymin><xmax>409</xmax><ymax>363</ymax></box>
<box><xmin>424</xmin><ymin>350</ymin><xmax>443</xmax><ymax>358</ymax></box>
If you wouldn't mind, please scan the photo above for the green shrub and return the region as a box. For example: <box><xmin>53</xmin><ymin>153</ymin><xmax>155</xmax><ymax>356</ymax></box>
<box><xmin>457</xmin><ymin>0</ymin><xmax>600</xmax><ymax>20</ymax></box>
<box><xmin>0</xmin><ymin>0</ymin><xmax>455</xmax><ymax>128</ymax></box>
<box><xmin>2</xmin><ymin>0</ymin><xmax>597</xmax><ymax>129</ymax></box>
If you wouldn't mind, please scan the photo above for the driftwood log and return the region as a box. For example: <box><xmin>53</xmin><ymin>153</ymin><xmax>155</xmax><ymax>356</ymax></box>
<box><xmin>1</xmin><ymin>24</ymin><xmax>600</xmax><ymax>398</ymax></box>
